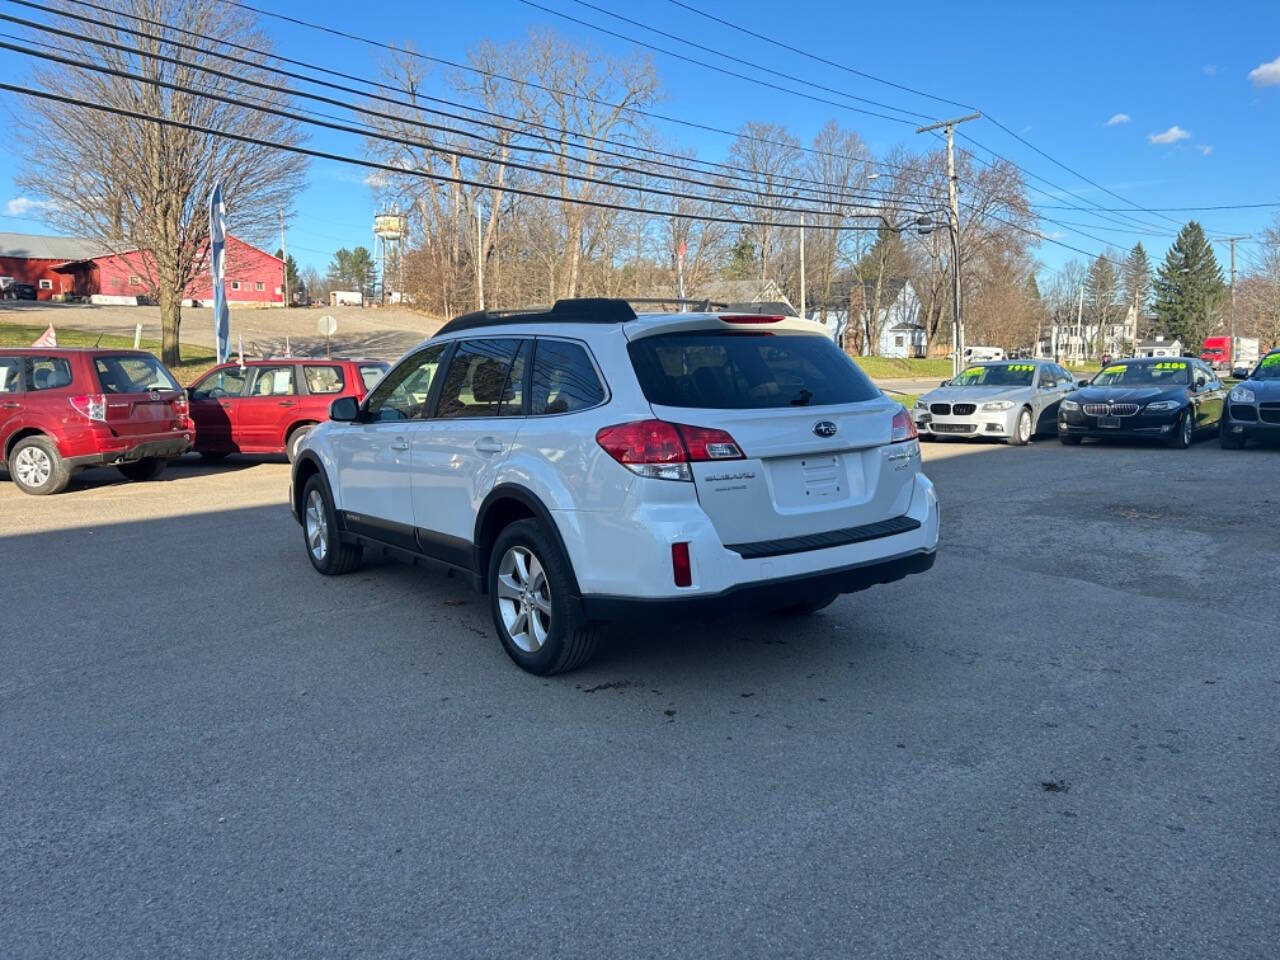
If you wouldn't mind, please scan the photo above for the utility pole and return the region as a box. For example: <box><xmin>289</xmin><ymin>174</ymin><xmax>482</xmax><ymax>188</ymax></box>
<box><xmin>1224</xmin><ymin>236</ymin><xmax>1247</xmax><ymax>344</ymax></box>
<box><xmin>1076</xmin><ymin>283</ymin><xmax>1085</xmax><ymax>365</ymax></box>
<box><xmin>916</xmin><ymin>112</ymin><xmax>981</xmax><ymax>376</ymax></box>
<box><xmin>475</xmin><ymin>200</ymin><xmax>485</xmax><ymax>310</ymax></box>
<box><xmin>279</xmin><ymin>208</ymin><xmax>288</xmax><ymax>309</ymax></box>
<box><xmin>798</xmin><ymin>212</ymin><xmax>806</xmax><ymax>320</ymax></box>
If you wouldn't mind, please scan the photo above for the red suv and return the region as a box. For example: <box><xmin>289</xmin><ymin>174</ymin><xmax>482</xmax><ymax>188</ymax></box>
<box><xmin>0</xmin><ymin>348</ymin><xmax>192</xmax><ymax>495</ymax></box>
<box><xmin>187</xmin><ymin>357</ymin><xmax>389</xmax><ymax>462</ymax></box>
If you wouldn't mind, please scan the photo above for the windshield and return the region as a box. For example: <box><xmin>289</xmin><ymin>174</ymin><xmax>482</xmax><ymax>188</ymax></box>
<box><xmin>1253</xmin><ymin>353</ymin><xmax>1280</xmax><ymax>381</ymax></box>
<box><xmin>627</xmin><ymin>331</ymin><xmax>881</xmax><ymax>409</ymax></box>
<box><xmin>950</xmin><ymin>363</ymin><xmax>1036</xmax><ymax>387</ymax></box>
<box><xmin>1092</xmin><ymin>360</ymin><xmax>1190</xmax><ymax>387</ymax></box>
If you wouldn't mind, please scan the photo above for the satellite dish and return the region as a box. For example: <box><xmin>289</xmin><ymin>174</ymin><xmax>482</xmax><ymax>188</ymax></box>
<box><xmin>317</xmin><ymin>315</ymin><xmax>338</xmax><ymax>337</ymax></box>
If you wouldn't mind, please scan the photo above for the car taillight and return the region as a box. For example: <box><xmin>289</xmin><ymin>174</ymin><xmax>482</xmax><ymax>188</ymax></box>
<box><xmin>172</xmin><ymin>393</ymin><xmax>189</xmax><ymax>418</ymax></box>
<box><xmin>69</xmin><ymin>393</ymin><xmax>107</xmax><ymax>422</ymax></box>
<box><xmin>719</xmin><ymin>314</ymin><xmax>784</xmax><ymax>324</ymax></box>
<box><xmin>595</xmin><ymin>419</ymin><xmax>745</xmax><ymax>481</ymax></box>
<box><xmin>672</xmin><ymin>542</ymin><xmax>692</xmax><ymax>587</ymax></box>
<box><xmin>891</xmin><ymin>407</ymin><xmax>918</xmax><ymax>443</ymax></box>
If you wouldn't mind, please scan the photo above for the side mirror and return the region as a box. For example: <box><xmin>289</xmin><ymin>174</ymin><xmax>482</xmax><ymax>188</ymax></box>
<box><xmin>1078</xmin><ymin>379</ymin><xmax>1090</xmax><ymax>387</ymax></box>
<box><xmin>939</xmin><ymin>379</ymin><xmax>950</xmax><ymax>387</ymax></box>
<box><xmin>329</xmin><ymin>396</ymin><xmax>360</xmax><ymax>422</ymax></box>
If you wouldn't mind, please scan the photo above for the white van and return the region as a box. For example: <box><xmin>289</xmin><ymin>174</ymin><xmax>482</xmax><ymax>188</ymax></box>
<box><xmin>963</xmin><ymin>345</ymin><xmax>1005</xmax><ymax>362</ymax></box>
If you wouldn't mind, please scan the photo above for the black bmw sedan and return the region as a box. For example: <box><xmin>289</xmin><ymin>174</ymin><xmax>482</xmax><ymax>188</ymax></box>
<box><xmin>1057</xmin><ymin>357</ymin><xmax>1225</xmax><ymax>448</ymax></box>
<box><xmin>1220</xmin><ymin>349</ymin><xmax>1280</xmax><ymax>449</ymax></box>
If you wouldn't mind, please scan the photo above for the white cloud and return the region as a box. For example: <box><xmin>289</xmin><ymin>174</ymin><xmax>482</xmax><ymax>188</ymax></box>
<box><xmin>1197</xmin><ymin>144</ymin><xmax>1214</xmax><ymax>156</ymax></box>
<box><xmin>1148</xmin><ymin>125</ymin><xmax>1190</xmax><ymax>144</ymax></box>
<box><xmin>1105</xmin><ymin>113</ymin><xmax>1130</xmax><ymax>126</ymax></box>
<box><xmin>5</xmin><ymin>197</ymin><xmax>55</xmax><ymax>216</ymax></box>
<box><xmin>1249</xmin><ymin>55</ymin><xmax>1280</xmax><ymax>87</ymax></box>
<box><xmin>1202</xmin><ymin>64</ymin><xmax>1218</xmax><ymax>76</ymax></box>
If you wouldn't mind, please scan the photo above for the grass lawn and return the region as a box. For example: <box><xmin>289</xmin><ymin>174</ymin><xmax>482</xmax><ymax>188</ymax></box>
<box><xmin>0</xmin><ymin>320</ymin><xmax>218</xmax><ymax>384</ymax></box>
<box><xmin>853</xmin><ymin>356</ymin><xmax>954</xmax><ymax>380</ymax></box>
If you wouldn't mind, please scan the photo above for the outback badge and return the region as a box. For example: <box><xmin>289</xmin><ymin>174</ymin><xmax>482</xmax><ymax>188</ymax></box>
<box><xmin>812</xmin><ymin>420</ymin><xmax>837</xmax><ymax>438</ymax></box>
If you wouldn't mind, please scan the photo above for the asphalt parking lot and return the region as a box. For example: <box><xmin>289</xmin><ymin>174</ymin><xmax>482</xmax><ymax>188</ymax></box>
<box><xmin>2</xmin><ymin>439</ymin><xmax>1278</xmax><ymax>959</ymax></box>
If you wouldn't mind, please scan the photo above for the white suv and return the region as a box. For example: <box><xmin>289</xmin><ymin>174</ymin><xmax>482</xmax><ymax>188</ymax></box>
<box><xmin>290</xmin><ymin>299</ymin><xmax>939</xmax><ymax>674</ymax></box>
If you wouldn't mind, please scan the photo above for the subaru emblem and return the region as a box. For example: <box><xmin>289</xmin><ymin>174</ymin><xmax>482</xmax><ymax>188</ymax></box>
<box><xmin>813</xmin><ymin>420</ymin><xmax>837</xmax><ymax>438</ymax></box>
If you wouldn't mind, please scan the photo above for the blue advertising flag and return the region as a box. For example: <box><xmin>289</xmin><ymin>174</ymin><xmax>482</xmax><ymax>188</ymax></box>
<box><xmin>210</xmin><ymin>183</ymin><xmax>230</xmax><ymax>363</ymax></box>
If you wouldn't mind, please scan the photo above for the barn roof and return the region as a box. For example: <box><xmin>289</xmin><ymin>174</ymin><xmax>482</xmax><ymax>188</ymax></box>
<box><xmin>0</xmin><ymin>232</ymin><xmax>109</xmax><ymax>262</ymax></box>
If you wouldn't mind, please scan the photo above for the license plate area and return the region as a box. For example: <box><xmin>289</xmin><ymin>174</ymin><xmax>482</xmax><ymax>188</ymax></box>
<box><xmin>767</xmin><ymin>452</ymin><xmax>865</xmax><ymax>507</ymax></box>
<box><xmin>1098</xmin><ymin>416</ymin><xmax>1121</xmax><ymax>429</ymax></box>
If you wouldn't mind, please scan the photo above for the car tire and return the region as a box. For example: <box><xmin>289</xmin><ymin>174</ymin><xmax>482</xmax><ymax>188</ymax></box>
<box><xmin>488</xmin><ymin>518</ymin><xmax>598</xmax><ymax>676</ymax></box>
<box><xmin>301</xmin><ymin>474</ymin><xmax>362</xmax><ymax>575</ymax></box>
<box><xmin>1220</xmin><ymin>421</ymin><xmax>1245</xmax><ymax>449</ymax></box>
<box><xmin>1169</xmin><ymin>411</ymin><xmax>1193</xmax><ymax>449</ymax></box>
<box><xmin>117</xmin><ymin>458</ymin><xmax>167</xmax><ymax>482</ymax></box>
<box><xmin>1059</xmin><ymin>434</ymin><xmax>1082</xmax><ymax>445</ymax></box>
<box><xmin>776</xmin><ymin>592</ymin><xmax>840</xmax><ymax>616</ymax></box>
<box><xmin>1009</xmin><ymin>407</ymin><xmax>1033</xmax><ymax>446</ymax></box>
<box><xmin>8</xmin><ymin>435</ymin><xmax>71</xmax><ymax>495</ymax></box>
<box><xmin>286</xmin><ymin>424</ymin><xmax>314</xmax><ymax>463</ymax></box>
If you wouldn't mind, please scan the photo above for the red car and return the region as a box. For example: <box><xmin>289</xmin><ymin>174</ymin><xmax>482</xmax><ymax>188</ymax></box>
<box><xmin>187</xmin><ymin>357</ymin><xmax>389</xmax><ymax>462</ymax></box>
<box><xmin>0</xmin><ymin>348</ymin><xmax>192</xmax><ymax>495</ymax></box>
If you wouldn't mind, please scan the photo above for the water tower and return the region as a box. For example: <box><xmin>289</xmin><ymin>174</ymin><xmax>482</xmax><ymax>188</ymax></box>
<box><xmin>373</xmin><ymin>212</ymin><xmax>406</xmax><ymax>304</ymax></box>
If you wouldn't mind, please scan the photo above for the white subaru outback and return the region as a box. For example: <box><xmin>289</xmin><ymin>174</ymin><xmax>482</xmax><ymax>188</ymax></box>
<box><xmin>290</xmin><ymin>299</ymin><xmax>939</xmax><ymax>674</ymax></box>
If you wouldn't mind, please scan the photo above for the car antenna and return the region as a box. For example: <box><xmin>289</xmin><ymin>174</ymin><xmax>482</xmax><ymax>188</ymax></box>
<box><xmin>93</xmin><ymin>333</ymin><xmax>104</xmax><ymax>348</ymax></box>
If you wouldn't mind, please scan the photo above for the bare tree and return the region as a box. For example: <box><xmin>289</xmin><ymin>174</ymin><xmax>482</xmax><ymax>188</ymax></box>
<box><xmin>727</xmin><ymin>122</ymin><xmax>802</xmax><ymax>283</ymax></box>
<box><xmin>17</xmin><ymin>0</ymin><xmax>307</xmax><ymax>364</ymax></box>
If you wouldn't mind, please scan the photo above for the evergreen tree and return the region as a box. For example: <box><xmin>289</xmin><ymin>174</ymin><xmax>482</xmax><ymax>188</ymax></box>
<box><xmin>1121</xmin><ymin>242</ymin><xmax>1153</xmax><ymax>338</ymax></box>
<box><xmin>275</xmin><ymin>249</ymin><xmax>302</xmax><ymax>304</ymax></box>
<box><xmin>722</xmin><ymin>232</ymin><xmax>756</xmax><ymax>281</ymax></box>
<box><xmin>1153</xmin><ymin>222</ymin><xmax>1225</xmax><ymax>351</ymax></box>
<box><xmin>1084</xmin><ymin>253</ymin><xmax>1122</xmax><ymax>357</ymax></box>
<box><xmin>327</xmin><ymin>246</ymin><xmax>378</xmax><ymax>300</ymax></box>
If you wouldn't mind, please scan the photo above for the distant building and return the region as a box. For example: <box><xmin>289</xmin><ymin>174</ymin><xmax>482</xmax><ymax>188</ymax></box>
<box><xmin>0</xmin><ymin>232</ymin><xmax>284</xmax><ymax>307</ymax></box>
<box><xmin>806</xmin><ymin>277</ymin><xmax>925</xmax><ymax>357</ymax></box>
<box><xmin>1135</xmin><ymin>336</ymin><xmax>1184</xmax><ymax>358</ymax></box>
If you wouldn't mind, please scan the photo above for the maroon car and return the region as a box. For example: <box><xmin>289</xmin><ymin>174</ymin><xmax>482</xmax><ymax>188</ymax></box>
<box><xmin>0</xmin><ymin>348</ymin><xmax>192</xmax><ymax>495</ymax></box>
<box><xmin>187</xmin><ymin>357</ymin><xmax>388</xmax><ymax>462</ymax></box>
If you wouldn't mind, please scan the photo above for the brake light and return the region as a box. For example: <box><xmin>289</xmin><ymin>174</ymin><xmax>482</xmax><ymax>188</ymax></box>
<box><xmin>69</xmin><ymin>393</ymin><xmax>107</xmax><ymax>422</ymax></box>
<box><xmin>719</xmin><ymin>314</ymin><xmax>783</xmax><ymax>324</ymax></box>
<box><xmin>891</xmin><ymin>407</ymin><xmax>918</xmax><ymax>443</ymax></box>
<box><xmin>596</xmin><ymin>420</ymin><xmax>745</xmax><ymax>481</ymax></box>
<box><xmin>172</xmin><ymin>393</ymin><xmax>189</xmax><ymax>419</ymax></box>
<box><xmin>672</xmin><ymin>542</ymin><xmax>692</xmax><ymax>587</ymax></box>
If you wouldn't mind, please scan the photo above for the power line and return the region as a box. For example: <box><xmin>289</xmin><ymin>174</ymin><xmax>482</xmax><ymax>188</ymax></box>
<box><xmin>16</xmin><ymin>0</ymin><xmax>945</xmax><ymax>209</ymax></box>
<box><xmin>0</xmin><ymin>34</ymin><xmax>926</xmax><ymax>225</ymax></box>
<box><xmin>554</xmin><ymin>0</ymin><xmax>936</xmax><ymax>121</ymax></box>
<box><xmin>664</xmin><ymin>0</ymin><xmax>976</xmax><ymax>112</ymax></box>
<box><xmin>0</xmin><ymin>80</ymin><xmax>905</xmax><ymax>233</ymax></box>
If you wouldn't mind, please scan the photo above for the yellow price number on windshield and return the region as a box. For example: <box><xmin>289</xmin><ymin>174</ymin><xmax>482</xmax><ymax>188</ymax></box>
<box><xmin>1153</xmin><ymin>361</ymin><xmax>1187</xmax><ymax>370</ymax></box>
<box><xmin>1102</xmin><ymin>365</ymin><xmax>1127</xmax><ymax>376</ymax></box>
<box><xmin>1007</xmin><ymin>364</ymin><xmax>1035</xmax><ymax>372</ymax></box>
<box><xmin>1261</xmin><ymin>354</ymin><xmax>1280</xmax><ymax>367</ymax></box>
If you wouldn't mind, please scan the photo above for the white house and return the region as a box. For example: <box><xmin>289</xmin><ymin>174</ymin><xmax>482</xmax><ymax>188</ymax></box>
<box><xmin>1135</xmin><ymin>336</ymin><xmax>1184</xmax><ymax>358</ymax></box>
<box><xmin>807</xmin><ymin>277</ymin><xmax>925</xmax><ymax>357</ymax></box>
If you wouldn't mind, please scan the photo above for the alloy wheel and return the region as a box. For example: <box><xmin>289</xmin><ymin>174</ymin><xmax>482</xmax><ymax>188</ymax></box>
<box><xmin>305</xmin><ymin>489</ymin><xmax>329</xmax><ymax>562</ymax></box>
<box><xmin>14</xmin><ymin>446</ymin><xmax>52</xmax><ymax>489</ymax></box>
<box><xmin>1018</xmin><ymin>410</ymin><xmax>1032</xmax><ymax>443</ymax></box>
<box><xmin>1182</xmin><ymin>414</ymin><xmax>1193</xmax><ymax>446</ymax></box>
<box><xmin>496</xmin><ymin>545</ymin><xmax>552</xmax><ymax>653</ymax></box>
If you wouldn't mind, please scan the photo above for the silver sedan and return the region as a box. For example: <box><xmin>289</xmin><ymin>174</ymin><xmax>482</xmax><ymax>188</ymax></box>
<box><xmin>912</xmin><ymin>360</ymin><xmax>1078</xmax><ymax>445</ymax></box>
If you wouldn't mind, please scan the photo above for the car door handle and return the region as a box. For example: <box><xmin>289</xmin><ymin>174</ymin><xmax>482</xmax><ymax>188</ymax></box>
<box><xmin>474</xmin><ymin>438</ymin><xmax>505</xmax><ymax>454</ymax></box>
<box><xmin>278</xmin><ymin>400</ymin><xmax>296</xmax><ymax>407</ymax></box>
<box><xmin>0</xmin><ymin>401</ymin><xmax>18</xmax><ymax>408</ymax></box>
<box><xmin>390</xmin><ymin>437</ymin><xmax>409</xmax><ymax>451</ymax></box>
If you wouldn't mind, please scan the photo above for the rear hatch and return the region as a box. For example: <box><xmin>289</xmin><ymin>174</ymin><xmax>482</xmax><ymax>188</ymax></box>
<box><xmin>93</xmin><ymin>354</ymin><xmax>188</xmax><ymax>437</ymax></box>
<box><xmin>626</xmin><ymin>323</ymin><xmax>916</xmax><ymax>546</ymax></box>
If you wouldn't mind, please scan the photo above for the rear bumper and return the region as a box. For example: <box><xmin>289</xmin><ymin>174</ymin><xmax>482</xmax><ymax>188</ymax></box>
<box><xmin>65</xmin><ymin>435</ymin><xmax>192</xmax><ymax>469</ymax></box>
<box><xmin>581</xmin><ymin>548</ymin><xmax>936</xmax><ymax>622</ymax></box>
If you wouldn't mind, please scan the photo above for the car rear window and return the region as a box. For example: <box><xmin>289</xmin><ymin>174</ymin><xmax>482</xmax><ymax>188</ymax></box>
<box><xmin>95</xmin><ymin>355</ymin><xmax>179</xmax><ymax>393</ymax></box>
<box><xmin>359</xmin><ymin>363</ymin><xmax>388</xmax><ymax>391</ymax></box>
<box><xmin>627</xmin><ymin>331</ymin><xmax>881</xmax><ymax>409</ymax></box>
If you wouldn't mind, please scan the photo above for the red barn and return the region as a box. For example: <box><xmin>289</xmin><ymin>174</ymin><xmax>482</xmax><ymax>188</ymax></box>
<box><xmin>0</xmin><ymin>232</ymin><xmax>284</xmax><ymax>306</ymax></box>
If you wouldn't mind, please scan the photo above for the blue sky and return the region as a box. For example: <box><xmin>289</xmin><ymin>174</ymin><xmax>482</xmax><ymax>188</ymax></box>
<box><xmin>2</xmin><ymin>0</ymin><xmax>1278</xmax><ymax>279</ymax></box>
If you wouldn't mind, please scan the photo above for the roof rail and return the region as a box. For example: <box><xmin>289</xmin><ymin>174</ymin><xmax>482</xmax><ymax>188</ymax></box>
<box><xmin>437</xmin><ymin>298</ymin><xmax>638</xmax><ymax>336</ymax></box>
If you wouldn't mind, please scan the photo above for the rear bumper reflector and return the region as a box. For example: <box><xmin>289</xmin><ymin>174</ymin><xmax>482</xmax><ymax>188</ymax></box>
<box><xmin>725</xmin><ymin>514</ymin><xmax>922</xmax><ymax>560</ymax></box>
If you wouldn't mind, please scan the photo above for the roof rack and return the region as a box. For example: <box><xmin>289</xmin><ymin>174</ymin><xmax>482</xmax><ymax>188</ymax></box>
<box><xmin>438</xmin><ymin>298</ymin><xmax>639</xmax><ymax>336</ymax></box>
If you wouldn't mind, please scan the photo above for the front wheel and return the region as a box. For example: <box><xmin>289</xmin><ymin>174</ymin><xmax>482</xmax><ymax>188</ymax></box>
<box><xmin>301</xmin><ymin>475</ymin><xmax>362</xmax><ymax>575</ymax></box>
<box><xmin>286</xmin><ymin>424</ymin><xmax>314</xmax><ymax>463</ymax></box>
<box><xmin>1168</xmin><ymin>411</ymin><xmax>1193</xmax><ymax>449</ymax></box>
<box><xmin>117</xmin><ymin>458</ymin><xmax>167</xmax><ymax>482</ymax></box>
<box><xmin>488</xmin><ymin>519</ymin><xmax>598</xmax><ymax>675</ymax></box>
<box><xmin>1009</xmin><ymin>407</ymin><xmax>1033</xmax><ymax>446</ymax></box>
